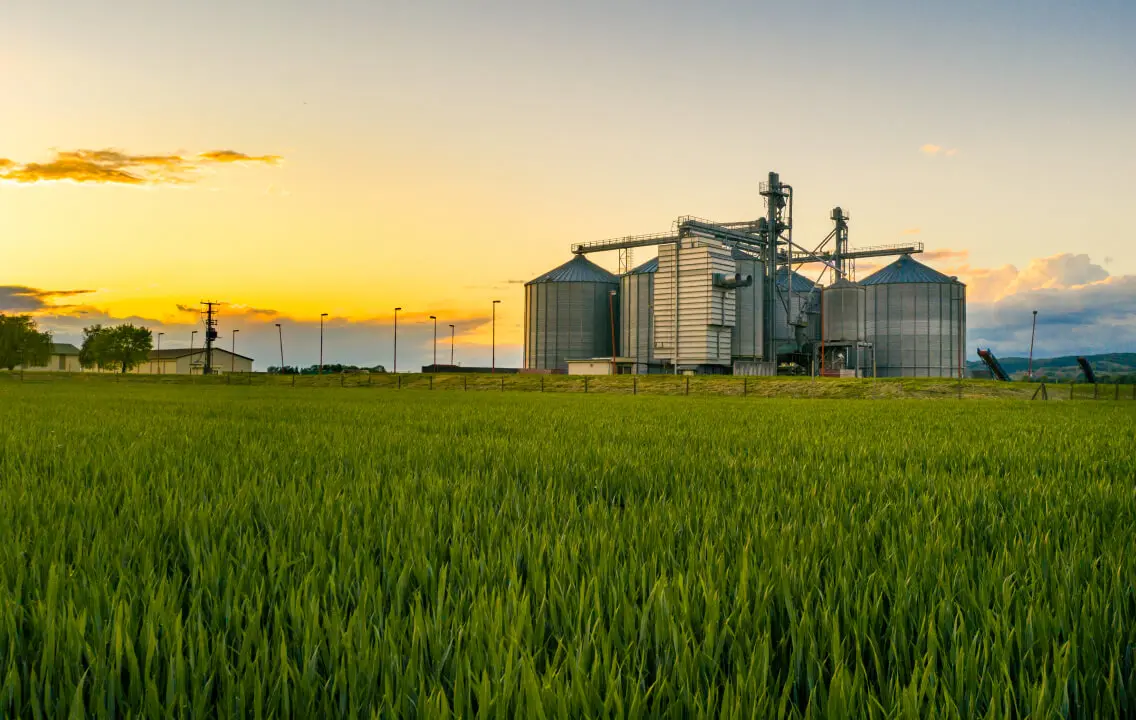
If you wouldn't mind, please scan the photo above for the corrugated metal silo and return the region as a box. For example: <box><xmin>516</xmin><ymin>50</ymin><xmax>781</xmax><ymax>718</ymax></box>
<box><xmin>861</xmin><ymin>254</ymin><xmax>966</xmax><ymax>378</ymax></box>
<box><xmin>620</xmin><ymin>257</ymin><xmax>656</xmax><ymax>372</ymax></box>
<box><xmin>730</xmin><ymin>247</ymin><xmax>764</xmax><ymax>360</ymax></box>
<box><xmin>822</xmin><ymin>278</ymin><xmax>866</xmax><ymax>343</ymax></box>
<box><xmin>524</xmin><ymin>255</ymin><xmax>619</xmax><ymax>372</ymax></box>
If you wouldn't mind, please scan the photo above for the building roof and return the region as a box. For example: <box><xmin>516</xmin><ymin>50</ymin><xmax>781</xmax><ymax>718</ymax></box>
<box><xmin>627</xmin><ymin>256</ymin><xmax>658</xmax><ymax>274</ymax></box>
<box><xmin>528</xmin><ymin>255</ymin><xmax>619</xmax><ymax>285</ymax></box>
<box><xmin>860</xmin><ymin>254</ymin><xmax>963</xmax><ymax>286</ymax></box>
<box><xmin>51</xmin><ymin>343</ymin><xmax>81</xmax><ymax>355</ymax></box>
<box><xmin>149</xmin><ymin>348</ymin><xmax>255</xmax><ymax>361</ymax></box>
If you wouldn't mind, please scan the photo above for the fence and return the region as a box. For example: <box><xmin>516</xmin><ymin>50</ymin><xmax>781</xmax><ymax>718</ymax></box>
<box><xmin>3</xmin><ymin>370</ymin><xmax>1135</xmax><ymax>401</ymax></box>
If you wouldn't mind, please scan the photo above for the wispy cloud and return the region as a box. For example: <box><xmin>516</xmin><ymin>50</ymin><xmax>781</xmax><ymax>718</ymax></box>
<box><xmin>0</xmin><ymin>147</ymin><xmax>281</xmax><ymax>185</ymax></box>
<box><xmin>920</xmin><ymin>144</ymin><xmax>957</xmax><ymax>157</ymax></box>
<box><xmin>198</xmin><ymin>150</ymin><xmax>281</xmax><ymax>165</ymax></box>
<box><xmin>922</xmin><ymin>248</ymin><xmax>969</xmax><ymax>262</ymax></box>
<box><xmin>902</xmin><ymin>227</ymin><xmax>921</xmax><ymax>235</ymax></box>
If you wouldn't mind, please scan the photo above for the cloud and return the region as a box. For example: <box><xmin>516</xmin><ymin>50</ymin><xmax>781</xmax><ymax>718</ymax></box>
<box><xmin>922</xmin><ymin>248</ymin><xmax>969</xmax><ymax>262</ymax></box>
<box><xmin>16</xmin><ymin>297</ymin><xmax>508</xmax><ymax>370</ymax></box>
<box><xmin>0</xmin><ymin>147</ymin><xmax>281</xmax><ymax>185</ymax></box>
<box><xmin>919</xmin><ymin>251</ymin><xmax>1136</xmax><ymax>357</ymax></box>
<box><xmin>902</xmin><ymin>227</ymin><xmax>921</xmax><ymax>235</ymax></box>
<box><xmin>0</xmin><ymin>286</ymin><xmax>96</xmax><ymax>312</ymax></box>
<box><xmin>199</xmin><ymin>150</ymin><xmax>281</xmax><ymax>165</ymax></box>
<box><xmin>919</xmin><ymin>144</ymin><xmax>957</xmax><ymax>157</ymax></box>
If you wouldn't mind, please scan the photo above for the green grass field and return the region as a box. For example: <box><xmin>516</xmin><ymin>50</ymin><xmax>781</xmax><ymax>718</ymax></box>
<box><xmin>7</xmin><ymin>368</ymin><xmax>1134</xmax><ymax>401</ymax></box>
<box><xmin>2</xmin><ymin>382</ymin><xmax>1134</xmax><ymax>717</ymax></box>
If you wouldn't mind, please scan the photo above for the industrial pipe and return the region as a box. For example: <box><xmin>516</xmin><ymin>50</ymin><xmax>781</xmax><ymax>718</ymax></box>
<box><xmin>712</xmin><ymin>273</ymin><xmax>753</xmax><ymax>290</ymax></box>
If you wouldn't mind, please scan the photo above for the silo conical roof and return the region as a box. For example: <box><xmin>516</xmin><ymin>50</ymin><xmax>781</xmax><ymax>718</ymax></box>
<box><xmin>628</xmin><ymin>257</ymin><xmax>658</xmax><ymax>274</ymax></box>
<box><xmin>527</xmin><ymin>255</ymin><xmax>619</xmax><ymax>285</ymax></box>
<box><xmin>775</xmin><ymin>268</ymin><xmax>817</xmax><ymax>293</ymax></box>
<box><xmin>860</xmin><ymin>254</ymin><xmax>963</xmax><ymax>285</ymax></box>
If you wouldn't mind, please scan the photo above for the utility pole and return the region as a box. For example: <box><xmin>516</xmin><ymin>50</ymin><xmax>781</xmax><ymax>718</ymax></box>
<box><xmin>275</xmin><ymin>323</ymin><xmax>284</xmax><ymax>371</ymax></box>
<box><xmin>393</xmin><ymin>307</ymin><xmax>401</xmax><ymax>373</ymax></box>
<box><xmin>449</xmin><ymin>324</ymin><xmax>455</xmax><ymax>365</ymax></box>
<box><xmin>200</xmin><ymin>301</ymin><xmax>222</xmax><ymax>375</ymax></box>
<box><xmin>1028</xmin><ymin>310</ymin><xmax>1038</xmax><ymax>380</ymax></box>
<box><xmin>492</xmin><ymin>300</ymin><xmax>500</xmax><ymax>373</ymax></box>
<box><xmin>609</xmin><ymin>289</ymin><xmax>617</xmax><ymax>375</ymax></box>
<box><xmin>319</xmin><ymin>313</ymin><xmax>328</xmax><ymax>374</ymax></box>
<box><xmin>190</xmin><ymin>330</ymin><xmax>198</xmax><ymax>374</ymax></box>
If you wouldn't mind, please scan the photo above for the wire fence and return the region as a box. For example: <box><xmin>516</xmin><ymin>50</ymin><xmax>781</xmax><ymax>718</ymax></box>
<box><xmin>3</xmin><ymin>370</ymin><xmax>1135</xmax><ymax>401</ymax></box>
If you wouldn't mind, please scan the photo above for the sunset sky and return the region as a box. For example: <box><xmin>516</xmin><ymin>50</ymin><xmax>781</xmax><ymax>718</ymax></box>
<box><xmin>3</xmin><ymin>0</ymin><xmax>1134</xmax><ymax>367</ymax></box>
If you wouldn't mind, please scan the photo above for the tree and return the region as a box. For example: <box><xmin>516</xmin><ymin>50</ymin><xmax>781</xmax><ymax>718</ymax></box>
<box><xmin>0</xmin><ymin>314</ymin><xmax>53</xmax><ymax>371</ymax></box>
<box><xmin>80</xmin><ymin>324</ymin><xmax>153</xmax><ymax>373</ymax></box>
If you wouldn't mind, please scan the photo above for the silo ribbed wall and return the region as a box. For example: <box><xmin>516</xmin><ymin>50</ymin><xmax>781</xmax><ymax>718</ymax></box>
<box><xmin>864</xmin><ymin>282</ymin><xmax>966</xmax><ymax>377</ymax></box>
<box><xmin>524</xmin><ymin>256</ymin><xmax>619</xmax><ymax>372</ymax></box>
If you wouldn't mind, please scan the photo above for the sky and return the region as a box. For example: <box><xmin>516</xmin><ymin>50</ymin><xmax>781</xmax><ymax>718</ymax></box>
<box><xmin>2</xmin><ymin>0</ymin><xmax>1134</xmax><ymax>366</ymax></box>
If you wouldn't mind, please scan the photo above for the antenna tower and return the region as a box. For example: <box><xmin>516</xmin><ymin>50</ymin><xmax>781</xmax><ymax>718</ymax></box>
<box><xmin>200</xmin><ymin>301</ymin><xmax>223</xmax><ymax>375</ymax></box>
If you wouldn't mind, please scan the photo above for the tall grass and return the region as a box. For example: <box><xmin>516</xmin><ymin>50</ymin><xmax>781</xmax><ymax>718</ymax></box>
<box><xmin>1</xmin><ymin>383</ymin><xmax>1133</xmax><ymax>717</ymax></box>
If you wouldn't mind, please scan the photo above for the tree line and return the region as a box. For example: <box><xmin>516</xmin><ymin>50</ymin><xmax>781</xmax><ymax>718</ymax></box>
<box><xmin>0</xmin><ymin>314</ymin><xmax>153</xmax><ymax>373</ymax></box>
<box><xmin>267</xmin><ymin>364</ymin><xmax>387</xmax><ymax>375</ymax></box>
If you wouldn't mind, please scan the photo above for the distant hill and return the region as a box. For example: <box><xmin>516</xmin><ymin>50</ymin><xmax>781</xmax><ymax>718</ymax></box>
<box><xmin>967</xmin><ymin>353</ymin><xmax>1136</xmax><ymax>381</ymax></box>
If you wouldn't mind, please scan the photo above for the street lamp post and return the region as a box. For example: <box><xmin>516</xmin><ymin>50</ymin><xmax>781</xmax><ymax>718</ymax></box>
<box><xmin>190</xmin><ymin>330</ymin><xmax>198</xmax><ymax>375</ymax></box>
<box><xmin>231</xmin><ymin>329</ymin><xmax>239</xmax><ymax>373</ymax></box>
<box><xmin>492</xmin><ymin>300</ymin><xmax>500</xmax><ymax>373</ymax></box>
<box><xmin>319</xmin><ymin>313</ymin><xmax>328</xmax><ymax>375</ymax></box>
<box><xmin>429</xmin><ymin>316</ymin><xmax>437</xmax><ymax>369</ymax></box>
<box><xmin>449</xmin><ymin>324</ymin><xmax>455</xmax><ymax>366</ymax></box>
<box><xmin>275</xmin><ymin>323</ymin><xmax>284</xmax><ymax>372</ymax></box>
<box><xmin>156</xmin><ymin>332</ymin><xmax>164</xmax><ymax>375</ymax></box>
<box><xmin>1028</xmin><ymin>310</ymin><xmax>1038</xmax><ymax>380</ymax></box>
<box><xmin>393</xmin><ymin>308</ymin><xmax>401</xmax><ymax>373</ymax></box>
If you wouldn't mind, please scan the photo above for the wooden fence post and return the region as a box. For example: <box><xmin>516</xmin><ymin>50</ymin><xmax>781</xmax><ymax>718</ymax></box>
<box><xmin>685</xmin><ymin>376</ymin><xmax>690</xmax><ymax>396</ymax></box>
<box><xmin>584</xmin><ymin>377</ymin><xmax>588</xmax><ymax>394</ymax></box>
<box><xmin>464</xmin><ymin>376</ymin><xmax>468</xmax><ymax>391</ymax></box>
<box><xmin>1094</xmin><ymin>383</ymin><xmax>1098</xmax><ymax>400</ymax></box>
<box><xmin>500</xmin><ymin>376</ymin><xmax>504</xmax><ymax>392</ymax></box>
<box><xmin>743</xmin><ymin>377</ymin><xmax>747</xmax><ymax>397</ymax></box>
<box><xmin>633</xmin><ymin>376</ymin><xmax>637</xmax><ymax>395</ymax></box>
<box><xmin>398</xmin><ymin>375</ymin><xmax>401</xmax><ymax>390</ymax></box>
<box><xmin>430</xmin><ymin>375</ymin><xmax>434</xmax><ymax>390</ymax></box>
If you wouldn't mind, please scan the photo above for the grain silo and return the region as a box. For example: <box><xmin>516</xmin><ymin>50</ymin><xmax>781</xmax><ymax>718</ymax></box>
<box><xmin>524</xmin><ymin>255</ymin><xmax>619</xmax><ymax>372</ymax></box>
<box><xmin>619</xmin><ymin>257</ymin><xmax>657</xmax><ymax>373</ymax></box>
<box><xmin>820</xmin><ymin>278</ymin><xmax>869</xmax><ymax>375</ymax></box>
<box><xmin>861</xmin><ymin>254</ymin><xmax>966</xmax><ymax>378</ymax></box>
<box><xmin>822</xmin><ymin>278</ymin><xmax>866</xmax><ymax>343</ymax></box>
<box><xmin>730</xmin><ymin>247</ymin><xmax>764</xmax><ymax>363</ymax></box>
